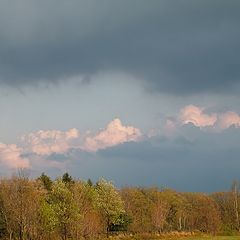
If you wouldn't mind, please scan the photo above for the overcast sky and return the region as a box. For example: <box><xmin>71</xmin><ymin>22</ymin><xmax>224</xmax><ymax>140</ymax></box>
<box><xmin>0</xmin><ymin>0</ymin><xmax>240</xmax><ymax>192</ymax></box>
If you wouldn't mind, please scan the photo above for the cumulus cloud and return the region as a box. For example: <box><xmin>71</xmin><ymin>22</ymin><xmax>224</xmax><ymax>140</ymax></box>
<box><xmin>22</xmin><ymin>128</ymin><xmax>79</xmax><ymax>155</ymax></box>
<box><xmin>83</xmin><ymin>118</ymin><xmax>142</xmax><ymax>152</ymax></box>
<box><xmin>179</xmin><ymin>105</ymin><xmax>217</xmax><ymax>128</ymax></box>
<box><xmin>0</xmin><ymin>109</ymin><xmax>239</xmax><ymax>191</ymax></box>
<box><xmin>169</xmin><ymin>105</ymin><xmax>240</xmax><ymax>131</ymax></box>
<box><xmin>218</xmin><ymin>111</ymin><xmax>240</xmax><ymax>129</ymax></box>
<box><xmin>18</xmin><ymin>109</ymin><xmax>240</xmax><ymax>164</ymax></box>
<box><xmin>0</xmin><ymin>143</ymin><xmax>30</xmax><ymax>169</ymax></box>
<box><xmin>21</xmin><ymin>119</ymin><xmax>142</xmax><ymax>156</ymax></box>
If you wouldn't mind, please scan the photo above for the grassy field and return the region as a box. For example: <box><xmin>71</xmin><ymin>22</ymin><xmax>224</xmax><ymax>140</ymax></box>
<box><xmin>126</xmin><ymin>237</ymin><xmax>240</xmax><ymax>240</ymax></box>
<box><xmin>169</xmin><ymin>237</ymin><xmax>240</xmax><ymax>240</ymax></box>
<box><xmin>106</xmin><ymin>236</ymin><xmax>240</xmax><ymax>240</ymax></box>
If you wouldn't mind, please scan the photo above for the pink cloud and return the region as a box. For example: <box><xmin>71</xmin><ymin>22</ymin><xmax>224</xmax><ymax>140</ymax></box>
<box><xmin>22</xmin><ymin>128</ymin><xmax>79</xmax><ymax>155</ymax></box>
<box><xmin>83</xmin><ymin>118</ymin><xmax>142</xmax><ymax>152</ymax></box>
<box><xmin>179</xmin><ymin>105</ymin><xmax>217</xmax><ymax>128</ymax></box>
<box><xmin>218</xmin><ymin>111</ymin><xmax>240</xmax><ymax>129</ymax></box>
<box><xmin>177</xmin><ymin>105</ymin><xmax>240</xmax><ymax>131</ymax></box>
<box><xmin>0</xmin><ymin>143</ymin><xmax>30</xmax><ymax>169</ymax></box>
<box><xmin>22</xmin><ymin>119</ymin><xmax>142</xmax><ymax>155</ymax></box>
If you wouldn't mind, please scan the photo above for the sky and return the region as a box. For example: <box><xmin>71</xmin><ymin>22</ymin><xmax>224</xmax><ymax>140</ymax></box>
<box><xmin>0</xmin><ymin>0</ymin><xmax>240</xmax><ymax>192</ymax></box>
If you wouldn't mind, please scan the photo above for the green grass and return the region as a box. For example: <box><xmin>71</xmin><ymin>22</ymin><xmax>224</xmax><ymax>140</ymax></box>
<box><xmin>181</xmin><ymin>237</ymin><xmax>240</xmax><ymax>240</ymax></box>
<box><xmin>174</xmin><ymin>237</ymin><xmax>240</xmax><ymax>240</ymax></box>
<box><xmin>143</xmin><ymin>237</ymin><xmax>240</xmax><ymax>240</ymax></box>
<box><xmin>106</xmin><ymin>236</ymin><xmax>240</xmax><ymax>240</ymax></box>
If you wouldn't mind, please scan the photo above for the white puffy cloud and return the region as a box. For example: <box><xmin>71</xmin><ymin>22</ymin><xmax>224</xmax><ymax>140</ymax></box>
<box><xmin>83</xmin><ymin>118</ymin><xmax>142</xmax><ymax>152</ymax></box>
<box><xmin>21</xmin><ymin>119</ymin><xmax>142</xmax><ymax>155</ymax></box>
<box><xmin>179</xmin><ymin>105</ymin><xmax>217</xmax><ymax>128</ymax></box>
<box><xmin>22</xmin><ymin>128</ymin><xmax>79</xmax><ymax>155</ymax></box>
<box><xmin>0</xmin><ymin>143</ymin><xmax>30</xmax><ymax>169</ymax></box>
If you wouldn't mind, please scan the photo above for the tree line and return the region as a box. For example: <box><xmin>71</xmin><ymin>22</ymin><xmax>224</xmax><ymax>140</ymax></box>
<box><xmin>0</xmin><ymin>172</ymin><xmax>239</xmax><ymax>240</ymax></box>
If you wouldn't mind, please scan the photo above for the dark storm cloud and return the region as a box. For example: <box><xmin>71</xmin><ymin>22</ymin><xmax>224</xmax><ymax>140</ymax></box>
<box><xmin>0</xmin><ymin>0</ymin><xmax>240</xmax><ymax>94</ymax></box>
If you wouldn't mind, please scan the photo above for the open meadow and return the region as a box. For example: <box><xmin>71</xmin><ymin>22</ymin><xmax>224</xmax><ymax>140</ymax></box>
<box><xmin>184</xmin><ymin>237</ymin><xmax>240</xmax><ymax>240</ymax></box>
<box><xmin>106</xmin><ymin>236</ymin><xmax>240</xmax><ymax>240</ymax></box>
<box><xmin>153</xmin><ymin>237</ymin><xmax>240</xmax><ymax>240</ymax></box>
<box><xmin>155</xmin><ymin>237</ymin><xmax>240</xmax><ymax>240</ymax></box>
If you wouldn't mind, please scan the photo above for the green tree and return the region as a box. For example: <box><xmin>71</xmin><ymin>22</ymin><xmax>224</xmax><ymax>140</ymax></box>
<box><xmin>161</xmin><ymin>189</ymin><xmax>188</xmax><ymax>231</ymax></box>
<box><xmin>231</xmin><ymin>180</ymin><xmax>240</xmax><ymax>231</ymax></box>
<box><xmin>184</xmin><ymin>192</ymin><xmax>221</xmax><ymax>234</ymax></box>
<box><xmin>87</xmin><ymin>178</ymin><xmax>93</xmax><ymax>187</ymax></box>
<box><xmin>211</xmin><ymin>191</ymin><xmax>236</xmax><ymax>234</ymax></box>
<box><xmin>148</xmin><ymin>188</ymin><xmax>170</xmax><ymax>233</ymax></box>
<box><xmin>72</xmin><ymin>181</ymin><xmax>103</xmax><ymax>238</ymax></box>
<box><xmin>0</xmin><ymin>176</ymin><xmax>44</xmax><ymax>240</ymax></box>
<box><xmin>0</xmin><ymin>197</ymin><xmax>7</xmax><ymax>238</ymax></box>
<box><xmin>95</xmin><ymin>178</ymin><xmax>125</xmax><ymax>236</ymax></box>
<box><xmin>38</xmin><ymin>172</ymin><xmax>53</xmax><ymax>191</ymax></box>
<box><xmin>121</xmin><ymin>187</ymin><xmax>154</xmax><ymax>233</ymax></box>
<box><xmin>62</xmin><ymin>172</ymin><xmax>74</xmax><ymax>185</ymax></box>
<box><xmin>40</xmin><ymin>180</ymin><xmax>81</xmax><ymax>240</ymax></box>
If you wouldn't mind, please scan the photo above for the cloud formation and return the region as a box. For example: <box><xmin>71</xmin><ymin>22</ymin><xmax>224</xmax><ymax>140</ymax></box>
<box><xmin>0</xmin><ymin>112</ymin><xmax>240</xmax><ymax>191</ymax></box>
<box><xmin>179</xmin><ymin>105</ymin><xmax>217</xmax><ymax>128</ymax></box>
<box><xmin>0</xmin><ymin>143</ymin><xmax>29</xmax><ymax>169</ymax></box>
<box><xmin>17</xmin><ymin>109</ymin><xmax>240</xmax><ymax>170</ymax></box>
<box><xmin>91</xmin><ymin>126</ymin><xmax>240</xmax><ymax>192</ymax></box>
<box><xmin>175</xmin><ymin>105</ymin><xmax>240</xmax><ymax>131</ymax></box>
<box><xmin>84</xmin><ymin>118</ymin><xmax>142</xmax><ymax>151</ymax></box>
<box><xmin>0</xmin><ymin>1</ymin><xmax>239</xmax><ymax>94</ymax></box>
<box><xmin>22</xmin><ymin>118</ymin><xmax>142</xmax><ymax>156</ymax></box>
<box><xmin>22</xmin><ymin>128</ymin><xmax>79</xmax><ymax>155</ymax></box>
<box><xmin>218</xmin><ymin>111</ymin><xmax>240</xmax><ymax>129</ymax></box>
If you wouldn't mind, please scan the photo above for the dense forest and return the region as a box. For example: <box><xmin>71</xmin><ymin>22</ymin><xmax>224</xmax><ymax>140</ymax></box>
<box><xmin>0</xmin><ymin>172</ymin><xmax>239</xmax><ymax>240</ymax></box>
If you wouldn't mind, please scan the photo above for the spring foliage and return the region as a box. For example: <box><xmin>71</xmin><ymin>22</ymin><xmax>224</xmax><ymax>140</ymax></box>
<box><xmin>0</xmin><ymin>173</ymin><xmax>239</xmax><ymax>239</ymax></box>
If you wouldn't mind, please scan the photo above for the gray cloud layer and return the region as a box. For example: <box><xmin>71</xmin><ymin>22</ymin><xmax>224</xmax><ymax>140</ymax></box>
<box><xmin>1</xmin><ymin>0</ymin><xmax>240</xmax><ymax>94</ymax></box>
<box><xmin>67</xmin><ymin>125</ymin><xmax>240</xmax><ymax>192</ymax></box>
